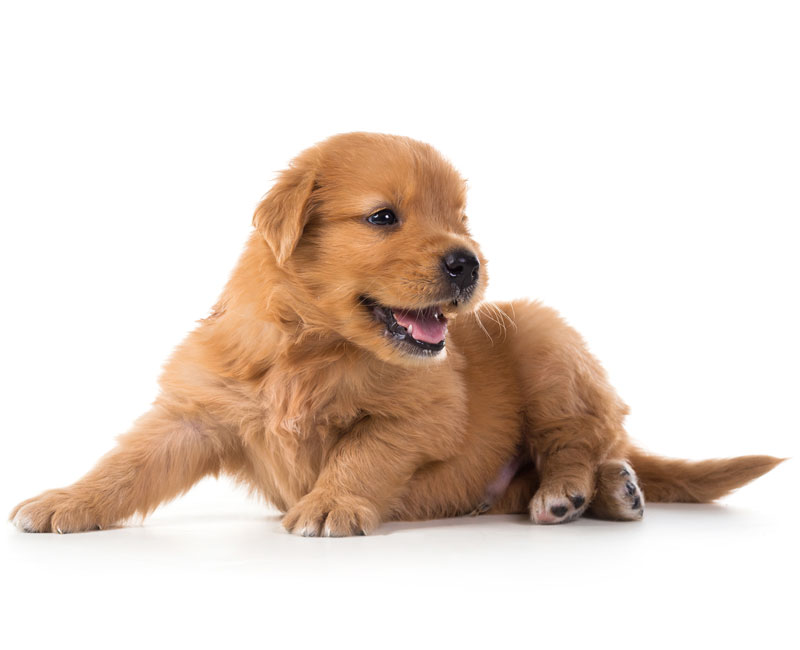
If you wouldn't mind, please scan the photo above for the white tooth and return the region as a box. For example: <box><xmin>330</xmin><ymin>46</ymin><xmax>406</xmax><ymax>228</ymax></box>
<box><xmin>407</xmin><ymin>324</ymin><xmax>414</xmax><ymax>336</ymax></box>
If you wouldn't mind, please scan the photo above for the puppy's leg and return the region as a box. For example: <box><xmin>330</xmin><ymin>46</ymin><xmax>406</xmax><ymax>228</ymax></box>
<box><xmin>528</xmin><ymin>436</ymin><xmax>596</xmax><ymax>524</ymax></box>
<box><xmin>587</xmin><ymin>459</ymin><xmax>644</xmax><ymax>521</ymax></box>
<box><xmin>282</xmin><ymin>417</ymin><xmax>424</xmax><ymax>537</ymax></box>
<box><xmin>10</xmin><ymin>405</ymin><xmax>231</xmax><ymax>533</ymax></box>
<box><xmin>505</xmin><ymin>301</ymin><xmax>630</xmax><ymax>525</ymax></box>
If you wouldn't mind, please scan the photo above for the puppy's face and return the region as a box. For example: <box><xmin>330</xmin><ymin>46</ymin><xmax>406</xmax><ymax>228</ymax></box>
<box><xmin>254</xmin><ymin>133</ymin><xmax>486</xmax><ymax>366</ymax></box>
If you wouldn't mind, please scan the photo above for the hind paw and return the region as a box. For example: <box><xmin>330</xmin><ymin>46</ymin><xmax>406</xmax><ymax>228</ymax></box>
<box><xmin>589</xmin><ymin>461</ymin><xmax>645</xmax><ymax>521</ymax></box>
<box><xmin>529</xmin><ymin>484</ymin><xmax>589</xmax><ymax>524</ymax></box>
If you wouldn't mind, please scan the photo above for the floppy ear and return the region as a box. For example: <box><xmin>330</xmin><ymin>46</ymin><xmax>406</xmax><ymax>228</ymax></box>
<box><xmin>253</xmin><ymin>162</ymin><xmax>316</xmax><ymax>266</ymax></box>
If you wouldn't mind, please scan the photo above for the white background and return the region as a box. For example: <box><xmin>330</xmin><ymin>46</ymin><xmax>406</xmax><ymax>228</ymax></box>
<box><xmin>1</xmin><ymin>1</ymin><xmax>798</xmax><ymax>648</ymax></box>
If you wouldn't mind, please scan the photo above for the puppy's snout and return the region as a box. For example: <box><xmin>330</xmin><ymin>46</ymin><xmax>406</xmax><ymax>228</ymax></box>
<box><xmin>442</xmin><ymin>248</ymin><xmax>480</xmax><ymax>292</ymax></box>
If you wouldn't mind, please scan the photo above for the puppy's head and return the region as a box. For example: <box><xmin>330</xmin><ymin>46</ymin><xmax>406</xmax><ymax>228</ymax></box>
<box><xmin>254</xmin><ymin>132</ymin><xmax>486</xmax><ymax>366</ymax></box>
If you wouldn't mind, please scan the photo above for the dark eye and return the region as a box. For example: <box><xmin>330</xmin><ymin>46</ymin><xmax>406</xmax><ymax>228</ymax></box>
<box><xmin>367</xmin><ymin>209</ymin><xmax>397</xmax><ymax>226</ymax></box>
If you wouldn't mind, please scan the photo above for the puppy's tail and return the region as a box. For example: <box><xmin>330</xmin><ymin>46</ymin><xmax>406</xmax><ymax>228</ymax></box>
<box><xmin>627</xmin><ymin>448</ymin><xmax>785</xmax><ymax>503</ymax></box>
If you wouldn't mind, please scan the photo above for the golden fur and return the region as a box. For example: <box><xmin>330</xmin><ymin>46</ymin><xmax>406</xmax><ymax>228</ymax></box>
<box><xmin>10</xmin><ymin>133</ymin><xmax>783</xmax><ymax>536</ymax></box>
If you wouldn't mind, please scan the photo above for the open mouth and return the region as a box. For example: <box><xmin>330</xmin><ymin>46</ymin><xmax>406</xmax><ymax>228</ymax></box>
<box><xmin>361</xmin><ymin>297</ymin><xmax>448</xmax><ymax>355</ymax></box>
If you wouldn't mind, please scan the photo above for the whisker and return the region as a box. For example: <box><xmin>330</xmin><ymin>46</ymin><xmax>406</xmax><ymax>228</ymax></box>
<box><xmin>487</xmin><ymin>302</ymin><xmax>516</xmax><ymax>338</ymax></box>
<box><xmin>482</xmin><ymin>306</ymin><xmax>505</xmax><ymax>338</ymax></box>
<box><xmin>472</xmin><ymin>309</ymin><xmax>494</xmax><ymax>345</ymax></box>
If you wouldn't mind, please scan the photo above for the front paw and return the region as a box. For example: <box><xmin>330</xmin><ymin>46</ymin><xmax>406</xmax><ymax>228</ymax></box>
<box><xmin>282</xmin><ymin>491</ymin><xmax>381</xmax><ymax>537</ymax></box>
<box><xmin>10</xmin><ymin>489</ymin><xmax>101</xmax><ymax>534</ymax></box>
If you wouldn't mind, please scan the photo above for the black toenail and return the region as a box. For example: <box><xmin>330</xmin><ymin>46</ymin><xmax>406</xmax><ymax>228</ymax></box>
<box><xmin>625</xmin><ymin>481</ymin><xmax>636</xmax><ymax>495</ymax></box>
<box><xmin>569</xmin><ymin>495</ymin><xmax>586</xmax><ymax>509</ymax></box>
<box><xmin>632</xmin><ymin>496</ymin><xmax>641</xmax><ymax>509</ymax></box>
<box><xmin>550</xmin><ymin>505</ymin><xmax>568</xmax><ymax>517</ymax></box>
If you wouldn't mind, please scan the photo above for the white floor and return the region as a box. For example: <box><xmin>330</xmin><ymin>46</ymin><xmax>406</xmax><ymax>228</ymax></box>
<box><xmin>3</xmin><ymin>466</ymin><xmax>797</xmax><ymax>650</ymax></box>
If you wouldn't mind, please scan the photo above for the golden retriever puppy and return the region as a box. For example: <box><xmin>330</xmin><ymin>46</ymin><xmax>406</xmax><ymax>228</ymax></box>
<box><xmin>10</xmin><ymin>133</ymin><xmax>783</xmax><ymax>535</ymax></box>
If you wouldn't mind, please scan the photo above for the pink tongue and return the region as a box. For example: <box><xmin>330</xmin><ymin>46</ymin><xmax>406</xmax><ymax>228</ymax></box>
<box><xmin>393</xmin><ymin>309</ymin><xmax>447</xmax><ymax>344</ymax></box>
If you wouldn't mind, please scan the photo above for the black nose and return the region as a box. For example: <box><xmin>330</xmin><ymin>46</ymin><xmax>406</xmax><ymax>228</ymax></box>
<box><xmin>442</xmin><ymin>248</ymin><xmax>480</xmax><ymax>291</ymax></box>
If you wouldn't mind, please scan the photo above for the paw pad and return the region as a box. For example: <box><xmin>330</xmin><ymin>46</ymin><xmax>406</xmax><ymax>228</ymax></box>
<box><xmin>530</xmin><ymin>488</ymin><xmax>589</xmax><ymax>525</ymax></box>
<box><xmin>590</xmin><ymin>460</ymin><xmax>645</xmax><ymax>521</ymax></box>
<box><xmin>569</xmin><ymin>494</ymin><xmax>586</xmax><ymax>509</ymax></box>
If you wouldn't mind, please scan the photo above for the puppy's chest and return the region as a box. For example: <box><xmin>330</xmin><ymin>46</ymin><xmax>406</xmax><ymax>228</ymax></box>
<box><xmin>260</xmin><ymin>363</ymin><xmax>364</xmax><ymax>442</ymax></box>
<box><xmin>259</xmin><ymin>356</ymin><xmax>469</xmax><ymax>463</ymax></box>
